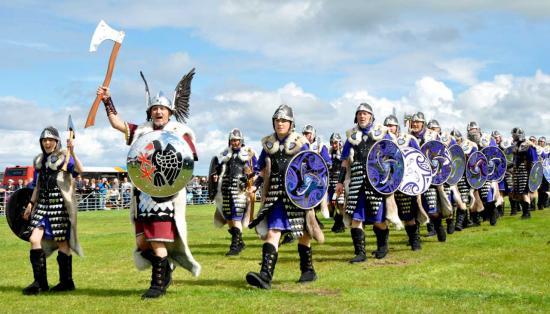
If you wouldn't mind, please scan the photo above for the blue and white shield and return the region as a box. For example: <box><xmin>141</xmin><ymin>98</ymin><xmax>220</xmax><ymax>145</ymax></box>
<box><xmin>285</xmin><ymin>151</ymin><xmax>329</xmax><ymax>209</ymax></box>
<box><xmin>543</xmin><ymin>158</ymin><xmax>550</xmax><ymax>183</ymax></box>
<box><xmin>420</xmin><ymin>140</ymin><xmax>453</xmax><ymax>186</ymax></box>
<box><xmin>366</xmin><ymin>139</ymin><xmax>405</xmax><ymax>195</ymax></box>
<box><xmin>481</xmin><ymin>146</ymin><xmax>507</xmax><ymax>182</ymax></box>
<box><xmin>528</xmin><ymin>161</ymin><xmax>544</xmax><ymax>192</ymax></box>
<box><xmin>466</xmin><ymin>151</ymin><xmax>488</xmax><ymax>189</ymax></box>
<box><xmin>447</xmin><ymin>144</ymin><xmax>466</xmax><ymax>186</ymax></box>
<box><xmin>398</xmin><ymin>146</ymin><xmax>432</xmax><ymax>196</ymax></box>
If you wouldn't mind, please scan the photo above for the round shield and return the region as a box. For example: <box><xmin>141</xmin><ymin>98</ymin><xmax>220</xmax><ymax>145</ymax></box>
<box><xmin>466</xmin><ymin>151</ymin><xmax>488</xmax><ymax>189</ymax></box>
<box><xmin>481</xmin><ymin>146</ymin><xmax>507</xmax><ymax>182</ymax></box>
<box><xmin>504</xmin><ymin>146</ymin><xmax>514</xmax><ymax>166</ymax></box>
<box><xmin>398</xmin><ymin>147</ymin><xmax>433</xmax><ymax>196</ymax></box>
<box><xmin>543</xmin><ymin>158</ymin><xmax>550</xmax><ymax>183</ymax></box>
<box><xmin>127</xmin><ymin>130</ymin><xmax>194</xmax><ymax>197</ymax></box>
<box><xmin>420</xmin><ymin>140</ymin><xmax>453</xmax><ymax>186</ymax></box>
<box><xmin>5</xmin><ymin>187</ymin><xmax>33</xmax><ymax>241</ymax></box>
<box><xmin>366</xmin><ymin>139</ymin><xmax>405</xmax><ymax>195</ymax></box>
<box><xmin>208</xmin><ymin>156</ymin><xmax>220</xmax><ymax>201</ymax></box>
<box><xmin>447</xmin><ymin>144</ymin><xmax>466</xmax><ymax>186</ymax></box>
<box><xmin>528</xmin><ymin>161</ymin><xmax>544</xmax><ymax>192</ymax></box>
<box><xmin>285</xmin><ymin>150</ymin><xmax>329</xmax><ymax>209</ymax></box>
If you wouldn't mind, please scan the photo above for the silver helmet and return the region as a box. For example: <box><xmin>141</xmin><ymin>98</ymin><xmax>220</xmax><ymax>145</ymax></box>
<box><xmin>302</xmin><ymin>124</ymin><xmax>316</xmax><ymax>138</ymax></box>
<box><xmin>491</xmin><ymin>130</ymin><xmax>501</xmax><ymax>138</ymax></box>
<box><xmin>228</xmin><ymin>128</ymin><xmax>244</xmax><ymax>146</ymax></box>
<box><xmin>272</xmin><ymin>104</ymin><xmax>294</xmax><ymax>130</ymax></box>
<box><xmin>427</xmin><ymin>119</ymin><xmax>440</xmax><ymax>130</ymax></box>
<box><xmin>450</xmin><ymin>128</ymin><xmax>462</xmax><ymax>140</ymax></box>
<box><xmin>466</xmin><ymin>121</ymin><xmax>480</xmax><ymax>132</ymax></box>
<box><xmin>140</xmin><ymin>71</ymin><xmax>176</xmax><ymax>121</ymax></box>
<box><xmin>538</xmin><ymin>136</ymin><xmax>547</xmax><ymax>145</ymax></box>
<box><xmin>353</xmin><ymin>102</ymin><xmax>374</xmax><ymax>124</ymax></box>
<box><xmin>411</xmin><ymin>112</ymin><xmax>426</xmax><ymax>123</ymax></box>
<box><xmin>39</xmin><ymin>126</ymin><xmax>62</xmax><ymax>152</ymax></box>
<box><xmin>330</xmin><ymin>132</ymin><xmax>342</xmax><ymax>143</ymax></box>
<box><xmin>383</xmin><ymin>114</ymin><xmax>399</xmax><ymax>127</ymax></box>
<box><xmin>511</xmin><ymin>127</ymin><xmax>525</xmax><ymax>142</ymax></box>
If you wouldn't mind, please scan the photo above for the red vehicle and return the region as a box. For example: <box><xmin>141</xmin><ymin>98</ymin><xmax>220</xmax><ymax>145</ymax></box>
<box><xmin>3</xmin><ymin>166</ymin><xmax>35</xmax><ymax>187</ymax></box>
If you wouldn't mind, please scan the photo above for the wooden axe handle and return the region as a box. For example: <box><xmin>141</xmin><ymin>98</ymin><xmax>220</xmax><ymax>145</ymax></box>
<box><xmin>62</xmin><ymin>130</ymin><xmax>74</xmax><ymax>172</ymax></box>
<box><xmin>85</xmin><ymin>41</ymin><xmax>122</xmax><ymax>128</ymax></box>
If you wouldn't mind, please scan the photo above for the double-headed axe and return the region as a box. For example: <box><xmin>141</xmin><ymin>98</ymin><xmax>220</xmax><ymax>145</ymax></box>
<box><xmin>85</xmin><ymin>20</ymin><xmax>125</xmax><ymax>128</ymax></box>
<box><xmin>62</xmin><ymin>115</ymin><xmax>75</xmax><ymax>171</ymax></box>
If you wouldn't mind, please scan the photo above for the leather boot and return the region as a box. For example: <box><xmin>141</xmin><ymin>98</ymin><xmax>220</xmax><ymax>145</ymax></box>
<box><xmin>246</xmin><ymin>243</ymin><xmax>278</xmax><ymax>289</ymax></box>
<box><xmin>433</xmin><ymin>217</ymin><xmax>446</xmax><ymax>242</ymax></box>
<box><xmin>487</xmin><ymin>202</ymin><xmax>497</xmax><ymax>226</ymax></box>
<box><xmin>372</xmin><ymin>227</ymin><xmax>389</xmax><ymax>259</ymax></box>
<box><xmin>470</xmin><ymin>211</ymin><xmax>481</xmax><ymax>226</ymax></box>
<box><xmin>426</xmin><ymin>221</ymin><xmax>436</xmax><ymax>237</ymax></box>
<box><xmin>510</xmin><ymin>200</ymin><xmax>518</xmax><ymax>216</ymax></box>
<box><xmin>349</xmin><ymin>228</ymin><xmax>367</xmax><ymax>263</ymax></box>
<box><xmin>140</xmin><ymin>249</ymin><xmax>174</xmax><ymax>289</ymax></box>
<box><xmin>22</xmin><ymin>249</ymin><xmax>49</xmax><ymax>295</ymax></box>
<box><xmin>51</xmin><ymin>251</ymin><xmax>75</xmax><ymax>292</ymax></box>
<box><xmin>446</xmin><ymin>218</ymin><xmax>455</xmax><ymax>234</ymax></box>
<box><xmin>297</xmin><ymin>244</ymin><xmax>317</xmax><ymax>283</ymax></box>
<box><xmin>454</xmin><ymin>209</ymin><xmax>466</xmax><ymax>231</ymax></box>
<box><xmin>142</xmin><ymin>255</ymin><xmax>169</xmax><ymax>299</ymax></box>
<box><xmin>521</xmin><ymin>201</ymin><xmax>531</xmax><ymax>219</ymax></box>
<box><xmin>226</xmin><ymin>227</ymin><xmax>245</xmax><ymax>256</ymax></box>
<box><xmin>331</xmin><ymin>213</ymin><xmax>346</xmax><ymax>233</ymax></box>
<box><xmin>405</xmin><ymin>224</ymin><xmax>421</xmax><ymax>251</ymax></box>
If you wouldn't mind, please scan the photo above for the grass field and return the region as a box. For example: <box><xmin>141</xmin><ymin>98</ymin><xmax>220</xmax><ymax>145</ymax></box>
<box><xmin>1</xmin><ymin>203</ymin><xmax>549</xmax><ymax>313</ymax></box>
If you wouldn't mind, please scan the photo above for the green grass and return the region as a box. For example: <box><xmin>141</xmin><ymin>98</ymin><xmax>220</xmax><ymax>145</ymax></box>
<box><xmin>1</xmin><ymin>203</ymin><xmax>549</xmax><ymax>313</ymax></box>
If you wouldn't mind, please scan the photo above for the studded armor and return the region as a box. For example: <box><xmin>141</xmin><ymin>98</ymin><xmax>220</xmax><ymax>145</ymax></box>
<box><xmin>220</xmin><ymin>148</ymin><xmax>252</xmax><ymax>219</ymax></box>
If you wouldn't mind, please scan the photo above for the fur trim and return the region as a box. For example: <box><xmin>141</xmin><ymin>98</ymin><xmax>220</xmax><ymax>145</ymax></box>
<box><xmin>319</xmin><ymin>196</ymin><xmax>330</xmax><ymax>219</ymax></box>
<box><xmin>462</xmin><ymin>139</ymin><xmax>478</xmax><ymax>155</ymax></box>
<box><xmin>436</xmin><ymin>185</ymin><xmax>453</xmax><ymax>218</ymax></box>
<box><xmin>440</xmin><ymin>131</ymin><xmax>453</xmax><ymax>147</ymax></box>
<box><xmin>346</xmin><ymin>127</ymin><xmax>362</xmax><ymax>146</ymax></box>
<box><xmin>415</xmin><ymin>195</ymin><xmax>429</xmax><ymax>224</ymax></box>
<box><xmin>424</xmin><ymin>129</ymin><xmax>440</xmax><ymax>142</ymax></box>
<box><xmin>470</xmin><ymin>189</ymin><xmax>484</xmax><ymax>212</ymax></box>
<box><xmin>131</xmin><ymin>120</ymin><xmax>196</xmax><ymax>145</ymax></box>
<box><xmin>385</xmin><ymin>194</ymin><xmax>404</xmax><ymax>230</ymax></box>
<box><xmin>479</xmin><ymin>133</ymin><xmax>492</xmax><ymax>148</ymax></box>
<box><xmin>450</xmin><ymin>185</ymin><xmax>467</xmax><ymax>210</ymax></box>
<box><xmin>262</xmin><ymin>132</ymin><xmax>307</xmax><ymax>156</ymax></box>
<box><xmin>368</xmin><ymin>124</ymin><xmax>389</xmax><ymax>141</ymax></box>
<box><xmin>306</xmin><ymin>210</ymin><xmax>325</xmax><ymax>243</ymax></box>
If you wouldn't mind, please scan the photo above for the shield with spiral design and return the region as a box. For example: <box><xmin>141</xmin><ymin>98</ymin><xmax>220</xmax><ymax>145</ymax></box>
<box><xmin>481</xmin><ymin>146</ymin><xmax>507</xmax><ymax>182</ymax></box>
<box><xmin>127</xmin><ymin>130</ymin><xmax>194</xmax><ymax>197</ymax></box>
<box><xmin>420</xmin><ymin>140</ymin><xmax>452</xmax><ymax>186</ymax></box>
<box><xmin>447</xmin><ymin>144</ymin><xmax>466</xmax><ymax>186</ymax></box>
<box><xmin>466</xmin><ymin>151</ymin><xmax>488</xmax><ymax>189</ymax></box>
<box><xmin>543</xmin><ymin>158</ymin><xmax>550</xmax><ymax>183</ymax></box>
<box><xmin>366</xmin><ymin>139</ymin><xmax>405</xmax><ymax>195</ymax></box>
<box><xmin>285</xmin><ymin>150</ymin><xmax>329</xmax><ymax>209</ymax></box>
<box><xmin>398</xmin><ymin>146</ymin><xmax>432</xmax><ymax>196</ymax></box>
<box><xmin>5</xmin><ymin>187</ymin><xmax>33</xmax><ymax>241</ymax></box>
<box><xmin>529</xmin><ymin>161</ymin><xmax>544</xmax><ymax>192</ymax></box>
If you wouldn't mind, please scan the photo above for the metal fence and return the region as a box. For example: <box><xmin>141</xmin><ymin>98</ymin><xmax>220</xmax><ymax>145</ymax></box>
<box><xmin>0</xmin><ymin>187</ymin><xmax>215</xmax><ymax>215</ymax></box>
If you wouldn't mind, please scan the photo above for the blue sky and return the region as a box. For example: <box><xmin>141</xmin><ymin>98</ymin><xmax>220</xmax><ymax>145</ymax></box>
<box><xmin>1</xmin><ymin>1</ymin><xmax>550</xmax><ymax>174</ymax></box>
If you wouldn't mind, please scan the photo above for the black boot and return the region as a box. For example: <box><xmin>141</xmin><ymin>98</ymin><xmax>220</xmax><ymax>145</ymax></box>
<box><xmin>530</xmin><ymin>199</ymin><xmax>537</xmax><ymax>211</ymax></box>
<box><xmin>297</xmin><ymin>244</ymin><xmax>317</xmax><ymax>283</ymax></box>
<box><xmin>454</xmin><ymin>209</ymin><xmax>466</xmax><ymax>231</ymax></box>
<box><xmin>50</xmin><ymin>252</ymin><xmax>75</xmax><ymax>292</ymax></box>
<box><xmin>349</xmin><ymin>228</ymin><xmax>367</xmax><ymax>263</ymax></box>
<box><xmin>425</xmin><ymin>221</ymin><xmax>436</xmax><ymax>237</ymax></box>
<box><xmin>433</xmin><ymin>217</ymin><xmax>446</xmax><ymax>242</ymax></box>
<box><xmin>142</xmin><ymin>255</ymin><xmax>169</xmax><ymax>299</ymax></box>
<box><xmin>405</xmin><ymin>224</ymin><xmax>421</xmax><ymax>251</ymax></box>
<box><xmin>140</xmin><ymin>249</ymin><xmax>174</xmax><ymax>289</ymax></box>
<box><xmin>446</xmin><ymin>218</ymin><xmax>455</xmax><ymax>234</ymax></box>
<box><xmin>22</xmin><ymin>249</ymin><xmax>49</xmax><ymax>295</ymax></box>
<box><xmin>372</xmin><ymin>227</ymin><xmax>389</xmax><ymax>259</ymax></box>
<box><xmin>487</xmin><ymin>203</ymin><xmax>497</xmax><ymax>226</ymax></box>
<box><xmin>470</xmin><ymin>212</ymin><xmax>481</xmax><ymax>226</ymax></box>
<box><xmin>246</xmin><ymin>243</ymin><xmax>278</xmax><ymax>289</ymax></box>
<box><xmin>521</xmin><ymin>201</ymin><xmax>531</xmax><ymax>219</ymax></box>
<box><xmin>463</xmin><ymin>211</ymin><xmax>473</xmax><ymax>228</ymax></box>
<box><xmin>331</xmin><ymin>213</ymin><xmax>346</xmax><ymax>233</ymax></box>
<box><xmin>510</xmin><ymin>200</ymin><xmax>518</xmax><ymax>216</ymax></box>
<box><xmin>497</xmin><ymin>204</ymin><xmax>504</xmax><ymax>217</ymax></box>
<box><xmin>226</xmin><ymin>227</ymin><xmax>245</xmax><ymax>256</ymax></box>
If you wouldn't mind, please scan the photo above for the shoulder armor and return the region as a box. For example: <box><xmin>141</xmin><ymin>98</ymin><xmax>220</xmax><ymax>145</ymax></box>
<box><xmin>368</xmin><ymin>124</ymin><xmax>388</xmax><ymax>141</ymax></box>
<box><xmin>479</xmin><ymin>134</ymin><xmax>492</xmax><ymax>148</ymax></box>
<box><xmin>440</xmin><ymin>131</ymin><xmax>452</xmax><ymax>147</ymax></box>
<box><xmin>346</xmin><ymin>127</ymin><xmax>362</xmax><ymax>145</ymax></box>
<box><xmin>261</xmin><ymin>134</ymin><xmax>279</xmax><ymax>155</ymax></box>
<box><xmin>424</xmin><ymin>129</ymin><xmax>439</xmax><ymax>142</ymax></box>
